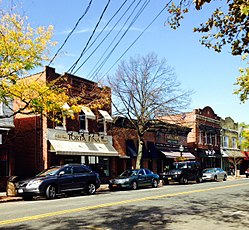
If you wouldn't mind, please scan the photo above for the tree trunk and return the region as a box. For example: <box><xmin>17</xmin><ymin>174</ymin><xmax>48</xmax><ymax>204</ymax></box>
<box><xmin>135</xmin><ymin>138</ymin><xmax>143</xmax><ymax>169</ymax></box>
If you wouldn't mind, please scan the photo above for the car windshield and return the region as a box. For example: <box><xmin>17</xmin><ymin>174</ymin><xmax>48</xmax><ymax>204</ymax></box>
<box><xmin>171</xmin><ymin>163</ymin><xmax>188</xmax><ymax>170</ymax></box>
<box><xmin>203</xmin><ymin>169</ymin><xmax>215</xmax><ymax>173</ymax></box>
<box><xmin>36</xmin><ymin>166</ymin><xmax>61</xmax><ymax>177</ymax></box>
<box><xmin>120</xmin><ymin>170</ymin><xmax>138</xmax><ymax>177</ymax></box>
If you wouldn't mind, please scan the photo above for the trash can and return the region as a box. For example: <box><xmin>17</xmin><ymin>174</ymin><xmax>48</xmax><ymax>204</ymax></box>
<box><xmin>6</xmin><ymin>176</ymin><xmax>18</xmax><ymax>197</ymax></box>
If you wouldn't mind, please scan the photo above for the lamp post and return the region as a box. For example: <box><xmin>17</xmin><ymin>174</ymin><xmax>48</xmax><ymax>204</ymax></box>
<box><xmin>179</xmin><ymin>145</ymin><xmax>184</xmax><ymax>157</ymax></box>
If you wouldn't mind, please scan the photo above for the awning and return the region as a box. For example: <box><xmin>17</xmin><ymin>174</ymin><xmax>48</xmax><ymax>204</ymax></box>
<box><xmin>126</xmin><ymin>140</ymin><xmax>137</xmax><ymax>157</ymax></box>
<box><xmin>221</xmin><ymin>149</ymin><xmax>245</xmax><ymax>158</ymax></box>
<box><xmin>161</xmin><ymin>151</ymin><xmax>195</xmax><ymax>159</ymax></box>
<box><xmin>99</xmin><ymin>110</ymin><xmax>113</xmax><ymax>122</ymax></box>
<box><xmin>80</xmin><ymin>106</ymin><xmax>96</xmax><ymax>120</ymax></box>
<box><xmin>49</xmin><ymin>140</ymin><xmax>118</xmax><ymax>156</ymax></box>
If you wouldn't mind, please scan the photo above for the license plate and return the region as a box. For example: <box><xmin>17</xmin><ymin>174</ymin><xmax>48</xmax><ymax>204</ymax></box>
<box><xmin>18</xmin><ymin>189</ymin><xmax>23</xmax><ymax>193</ymax></box>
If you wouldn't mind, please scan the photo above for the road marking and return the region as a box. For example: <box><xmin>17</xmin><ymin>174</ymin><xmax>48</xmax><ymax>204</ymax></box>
<box><xmin>0</xmin><ymin>182</ymin><xmax>248</xmax><ymax>226</ymax></box>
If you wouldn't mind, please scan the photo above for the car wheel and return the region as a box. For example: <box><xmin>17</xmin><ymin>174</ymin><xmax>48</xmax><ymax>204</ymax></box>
<box><xmin>23</xmin><ymin>195</ymin><xmax>33</xmax><ymax>201</ymax></box>
<box><xmin>196</xmin><ymin>176</ymin><xmax>203</xmax><ymax>183</ymax></box>
<box><xmin>131</xmin><ymin>181</ymin><xmax>138</xmax><ymax>190</ymax></box>
<box><xmin>180</xmin><ymin>176</ymin><xmax>188</xmax><ymax>184</ymax></box>
<box><xmin>87</xmin><ymin>183</ymin><xmax>96</xmax><ymax>195</ymax></box>
<box><xmin>246</xmin><ymin>174</ymin><xmax>249</xmax><ymax>178</ymax></box>
<box><xmin>223</xmin><ymin>175</ymin><xmax>227</xmax><ymax>181</ymax></box>
<box><xmin>162</xmin><ymin>179</ymin><xmax>169</xmax><ymax>185</ymax></box>
<box><xmin>152</xmin><ymin>179</ymin><xmax>158</xmax><ymax>188</ymax></box>
<box><xmin>214</xmin><ymin>175</ymin><xmax>218</xmax><ymax>182</ymax></box>
<box><xmin>45</xmin><ymin>185</ymin><xmax>56</xmax><ymax>199</ymax></box>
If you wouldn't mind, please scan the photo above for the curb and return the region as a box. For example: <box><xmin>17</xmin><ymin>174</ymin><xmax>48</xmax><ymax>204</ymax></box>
<box><xmin>0</xmin><ymin>184</ymin><xmax>110</xmax><ymax>203</ymax></box>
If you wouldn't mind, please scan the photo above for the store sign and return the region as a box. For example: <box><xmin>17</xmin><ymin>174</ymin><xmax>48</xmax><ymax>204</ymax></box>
<box><xmin>48</xmin><ymin>129</ymin><xmax>108</xmax><ymax>144</ymax></box>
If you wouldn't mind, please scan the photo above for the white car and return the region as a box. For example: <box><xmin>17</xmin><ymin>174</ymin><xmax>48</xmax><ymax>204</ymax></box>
<box><xmin>202</xmin><ymin>168</ymin><xmax>227</xmax><ymax>182</ymax></box>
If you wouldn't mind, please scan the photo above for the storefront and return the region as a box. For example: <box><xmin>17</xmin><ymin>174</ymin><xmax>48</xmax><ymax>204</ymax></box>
<box><xmin>198</xmin><ymin>149</ymin><xmax>222</xmax><ymax>168</ymax></box>
<box><xmin>48</xmin><ymin>128</ymin><xmax>118</xmax><ymax>182</ymax></box>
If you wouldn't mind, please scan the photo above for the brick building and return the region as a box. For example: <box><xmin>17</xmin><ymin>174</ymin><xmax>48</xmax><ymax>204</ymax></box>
<box><xmin>160</xmin><ymin>106</ymin><xmax>222</xmax><ymax>168</ymax></box>
<box><xmin>109</xmin><ymin>117</ymin><xmax>192</xmax><ymax>175</ymax></box>
<box><xmin>12</xmin><ymin>66</ymin><xmax>118</xmax><ymax>183</ymax></box>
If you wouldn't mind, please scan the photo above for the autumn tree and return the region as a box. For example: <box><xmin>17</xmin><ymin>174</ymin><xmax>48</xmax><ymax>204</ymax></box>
<box><xmin>108</xmin><ymin>53</ymin><xmax>192</xmax><ymax>169</ymax></box>
<box><xmin>0</xmin><ymin>12</ymin><xmax>110</xmax><ymax>120</ymax></box>
<box><xmin>166</xmin><ymin>0</ymin><xmax>249</xmax><ymax>103</ymax></box>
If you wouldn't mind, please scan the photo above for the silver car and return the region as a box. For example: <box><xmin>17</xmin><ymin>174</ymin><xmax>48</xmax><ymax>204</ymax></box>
<box><xmin>202</xmin><ymin>168</ymin><xmax>227</xmax><ymax>182</ymax></box>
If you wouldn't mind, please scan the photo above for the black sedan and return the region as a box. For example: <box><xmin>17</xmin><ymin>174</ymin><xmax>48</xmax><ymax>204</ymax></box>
<box><xmin>109</xmin><ymin>168</ymin><xmax>160</xmax><ymax>190</ymax></box>
<box><xmin>16</xmin><ymin>164</ymin><xmax>101</xmax><ymax>200</ymax></box>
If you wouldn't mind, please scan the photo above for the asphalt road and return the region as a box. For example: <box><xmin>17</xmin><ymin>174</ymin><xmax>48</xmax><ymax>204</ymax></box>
<box><xmin>1</xmin><ymin>179</ymin><xmax>249</xmax><ymax>230</ymax></box>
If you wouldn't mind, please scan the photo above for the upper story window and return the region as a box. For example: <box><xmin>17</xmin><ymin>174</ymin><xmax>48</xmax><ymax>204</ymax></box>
<box><xmin>232</xmin><ymin>137</ymin><xmax>237</xmax><ymax>149</ymax></box>
<box><xmin>0</xmin><ymin>102</ymin><xmax>4</xmax><ymax>116</ymax></box>
<box><xmin>214</xmin><ymin>134</ymin><xmax>218</xmax><ymax>146</ymax></box>
<box><xmin>198</xmin><ymin>131</ymin><xmax>203</xmax><ymax>144</ymax></box>
<box><xmin>223</xmin><ymin>136</ymin><xmax>229</xmax><ymax>148</ymax></box>
<box><xmin>55</xmin><ymin>114</ymin><xmax>66</xmax><ymax>130</ymax></box>
<box><xmin>79</xmin><ymin>106</ymin><xmax>96</xmax><ymax>133</ymax></box>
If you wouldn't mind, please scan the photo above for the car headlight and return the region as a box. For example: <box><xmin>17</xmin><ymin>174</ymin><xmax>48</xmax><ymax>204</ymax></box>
<box><xmin>122</xmin><ymin>178</ymin><xmax>130</xmax><ymax>182</ymax></box>
<box><xmin>26</xmin><ymin>180</ymin><xmax>42</xmax><ymax>189</ymax></box>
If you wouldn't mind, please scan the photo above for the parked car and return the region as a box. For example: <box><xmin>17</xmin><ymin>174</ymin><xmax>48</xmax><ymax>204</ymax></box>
<box><xmin>245</xmin><ymin>169</ymin><xmax>249</xmax><ymax>178</ymax></box>
<box><xmin>109</xmin><ymin>168</ymin><xmax>160</xmax><ymax>190</ymax></box>
<box><xmin>16</xmin><ymin>164</ymin><xmax>101</xmax><ymax>200</ymax></box>
<box><xmin>202</xmin><ymin>168</ymin><xmax>227</xmax><ymax>182</ymax></box>
<box><xmin>160</xmin><ymin>161</ymin><xmax>203</xmax><ymax>185</ymax></box>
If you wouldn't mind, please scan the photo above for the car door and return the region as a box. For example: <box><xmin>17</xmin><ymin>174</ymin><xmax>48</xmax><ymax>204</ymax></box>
<box><xmin>137</xmin><ymin>169</ymin><xmax>147</xmax><ymax>187</ymax></box>
<box><xmin>73</xmin><ymin>165</ymin><xmax>91</xmax><ymax>190</ymax></box>
<box><xmin>144</xmin><ymin>169</ymin><xmax>153</xmax><ymax>185</ymax></box>
<box><xmin>58</xmin><ymin>166</ymin><xmax>74</xmax><ymax>192</ymax></box>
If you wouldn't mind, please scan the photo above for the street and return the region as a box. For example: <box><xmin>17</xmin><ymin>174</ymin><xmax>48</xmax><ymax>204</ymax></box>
<box><xmin>1</xmin><ymin>179</ymin><xmax>249</xmax><ymax>230</ymax></box>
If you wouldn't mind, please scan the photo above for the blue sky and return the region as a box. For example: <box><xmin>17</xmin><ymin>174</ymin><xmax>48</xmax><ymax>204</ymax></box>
<box><xmin>4</xmin><ymin>0</ymin><xmax>249</xmax><ymax>124</ymax></box>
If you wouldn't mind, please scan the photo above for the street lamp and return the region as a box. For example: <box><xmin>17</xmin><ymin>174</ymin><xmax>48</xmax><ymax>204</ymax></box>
<box><xmin>179</xmin><ymin>145</ymin><xmax>184</xmax><ymax>157</ymax></box>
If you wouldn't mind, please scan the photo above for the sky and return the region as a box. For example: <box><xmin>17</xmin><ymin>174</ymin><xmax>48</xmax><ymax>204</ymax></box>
<box><xmin>3</xmin><ymin>0</ymin><xmax>249</xmax><ymax>124</ymax></box>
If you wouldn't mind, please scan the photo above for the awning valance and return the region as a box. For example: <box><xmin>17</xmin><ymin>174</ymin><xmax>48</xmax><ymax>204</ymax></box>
<box><xmin>161</xmin><ymin>151</ymin><xmax>195</xmax><ymax>159</ymax></box>
<box><xmin>49</xmin><ymin>140</ymin><xmax>118</xmax><ymax>157</ymax></box>
<box><xmin>221</xmin><ymin>149</ymin><xmax>245</xmax><ymax>158</ymax></box>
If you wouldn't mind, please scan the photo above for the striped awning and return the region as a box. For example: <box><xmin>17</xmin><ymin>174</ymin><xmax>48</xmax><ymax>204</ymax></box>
<box><xmin>161</xmin><ymin>151</ymin><xmax>195</xmax><ymax>159</ymax></box>
<box><xmin>49</xmin><ymin>140</ymin><xmax>118</xmax><ymax>157</ymax></box>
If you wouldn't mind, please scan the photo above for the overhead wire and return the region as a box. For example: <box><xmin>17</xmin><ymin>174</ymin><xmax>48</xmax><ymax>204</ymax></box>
<box><xmin>103</xmin><ymin>1</ymin><xmax>171</xmax><ymax>77</ymax></box>
<box><xmin>47</xmin><ymin>0</ymin><xmax>93</xmax><ymax>67</ymax></box>
<box><xmin>72</xmin><ymin>0</ymin><xmax>133</xmax><ymax>75</ymax></box>
<box><xmin>67</xmin><ymin>0</ymin><xmax>111</xmax><ymax>74</ymax></box>
<box><xmin>87</xmin><ymin>0</ymin><xmax>150</xmax><ymax>80</ymax></box>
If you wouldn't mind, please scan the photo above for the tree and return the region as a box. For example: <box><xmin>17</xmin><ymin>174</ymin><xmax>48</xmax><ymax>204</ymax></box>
<box><xmin>0</xmin><ymin>13</ymin><xmax>110</xmax><ymax>120</ymax></box>
<box><xmin>108</xmin><ymin>53</ymin><xmax>192</xmax><ymax>169</ymax></box>
<box><xmin>166</xmin><ymin>0</ymin><xmax>249</xmax><ymax>103</ymax></box>
<box><xmin>167</xmin><ymin>0</ymin><xmax>249</xmax><ymax>56</ymax></box>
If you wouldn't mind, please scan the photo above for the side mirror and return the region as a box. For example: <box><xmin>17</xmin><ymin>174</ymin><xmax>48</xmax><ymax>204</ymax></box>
<box><xmin>59</xmin><ymin>171</ymin><xmax>65</xmax><ymax>176</ymax></box>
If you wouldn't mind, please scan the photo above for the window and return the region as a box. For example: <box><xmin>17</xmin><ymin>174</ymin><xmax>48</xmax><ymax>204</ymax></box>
<box><xmin>0</xmin><ymin>161</ymin><xmax>7</xmax><ymax>176</ymax></box>
<box><xmin>144</xmin><ymin>169</ymin><xmax>152</xmax><ymax>175</ymax></box>
<box><xmin>232</xmin><ymin>138</ymin><xmax>237</xmax><ymax>149</ymax></box>
<box><xmin>138</xmin><ymin>169</ymin><xmax>145</xmax><ymax>175</ymax></box>
<box><xmin>204</xmin><ymin>132</ymin><xmax>207</xmax><ymax>144</ymax></box>
<box><xmin>55</xmin><ymin>114</ymin><xmax>66</xmax><ymax>130</ymax></box>
<box><xmin>199</xmin><ymin>131</ymin><xmax>203</xmax><ymax>144</ymax></box>
<box><xmin>214</xmin><ymin>134</ymin><xmax>218</xmax><ymax>146</ymax></box>
<box><xmin>0</xmin><ymin>102</ymin><xmax>3</xmax><ymax>116</ymax></box>
<box><xmin>223</xmin><ymin>136</ymin><xmax>229</xmax><ymax>148</ymax></box>
<box><xmin>79</xmin><ymin>112</ymin><xmax>86</xmax><ymax>131</ymax></box>
<box><xmin>73</xmin><ymin>166</ymin><xmax>90</xmax><ymax>174</ymax></box>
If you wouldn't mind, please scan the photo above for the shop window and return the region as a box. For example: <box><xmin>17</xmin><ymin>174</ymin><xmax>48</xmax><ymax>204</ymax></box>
<box><xmin>0</xmin><ymin>160</ymin><xmax>7</xmax><ymax>176</ymax></box>
<box><xmin>83</xmin><ymin>156</ymin><xmax>109</xmax><ymax>177</ymax></box>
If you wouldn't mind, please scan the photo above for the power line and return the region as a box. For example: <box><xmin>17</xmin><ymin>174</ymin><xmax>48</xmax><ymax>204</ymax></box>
<box><xmin>47</xmin><ymin>0</ymin><xmax>93</xmax><ymax>66</ymax></box>
<box><xmin>67</xmin><ymin>0</ymin><xmax>111</xmax><ymax>74</ymax></box>
<box><xmin>87</xmin><ymin>0</ymin><xmax>150</xmax><ymax>80</ymax></box>
<box><xmin>103</xmin><ymin>2</ymin><xmax>170</xmax><ymax>77</ymax></box>
<box><xmin>72</xmin><ymin>0</ymin><xmax>132</xmax><ymax>75</ymax></box>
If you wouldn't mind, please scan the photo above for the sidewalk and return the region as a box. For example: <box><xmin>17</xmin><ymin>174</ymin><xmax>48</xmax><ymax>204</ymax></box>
<box><xmin>0</xmin><ymin>184</ymin><xmax>109</xmax><ymax>203</ymax></box>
